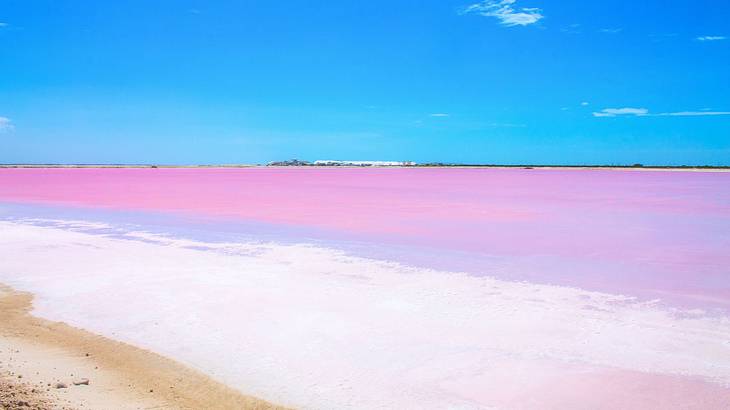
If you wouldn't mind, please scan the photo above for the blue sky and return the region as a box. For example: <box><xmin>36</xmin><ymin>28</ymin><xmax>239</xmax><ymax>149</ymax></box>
<box><xmin>1</xmin><ymin>0</ymin><xmax>729</xmax><ymax>165</ymax></box>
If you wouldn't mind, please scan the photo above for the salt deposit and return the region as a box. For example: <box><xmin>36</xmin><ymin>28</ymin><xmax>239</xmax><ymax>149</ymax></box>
<box><xmin>1</xmin><ymin>219</ymin><xmax>729</xmax><ymax>409</ymax></box>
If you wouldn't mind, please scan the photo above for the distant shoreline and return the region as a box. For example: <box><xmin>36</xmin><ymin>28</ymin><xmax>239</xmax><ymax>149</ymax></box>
<box><xmin>1</xmin><ymin>163</ymin><xmax>729</xmax><ymax>171</ymax></box>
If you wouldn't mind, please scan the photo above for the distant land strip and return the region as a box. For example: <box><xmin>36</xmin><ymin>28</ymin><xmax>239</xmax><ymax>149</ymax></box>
<box><xmin>1</xmin><ymin>163</ymin><xmax>729</xmax><ymax>170</ymax></box>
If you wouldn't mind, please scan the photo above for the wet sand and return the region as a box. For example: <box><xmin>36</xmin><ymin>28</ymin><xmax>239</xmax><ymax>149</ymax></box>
<box><xmin>0</xmin><ymin>285</ymin><xmax>285</xmax><ymax>410</ymax></box>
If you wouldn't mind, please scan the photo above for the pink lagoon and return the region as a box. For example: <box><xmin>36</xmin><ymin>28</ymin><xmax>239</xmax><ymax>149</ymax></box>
<box><xmin>1</xmin><ymin>166</ymin><xmax>730</xmax><ymax>409</ymax></box>
<box><xmin>2</xmin><ymin>167</ymin><xmax>729</xmax><ymax>308</ymax></box>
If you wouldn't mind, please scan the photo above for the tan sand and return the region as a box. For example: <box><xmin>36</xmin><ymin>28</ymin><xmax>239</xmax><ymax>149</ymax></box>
<box><xmin>0</xmin><ymin>284</ymin><xmax>286</xmax><ymax>410</ymax></box>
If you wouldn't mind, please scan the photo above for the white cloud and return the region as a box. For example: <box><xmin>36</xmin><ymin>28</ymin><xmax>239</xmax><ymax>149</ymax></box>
<box><xmin>0</xmin><ymin>117</ymin><xmax>13</xmax><ymax>132</ymax></box>
<box><xmin>593</xmin><ymin>108</ymin><xmax>730</xmax><ymax>118</ymax></box>
<box><xmin>461</xmin><ymin>0</ymin><xmax>543</xmax><ymax>27</ymax></box>
<box><xmin>599</xmin><ymin>28</ymin><xmax>622</xmax><ymax>34</ymax></box>
<box><xmin>430</xmin><ymin>113</ymin><xmax>450</xmax><ymax>117</ymax></box>
<box><xmin>593</xmin><ymin>108</ymin><xmax>648</xmax><ymax>117</ymax></box>
<box><xmin>581</xmin><ymin>102</ymin><xmax>589</xmax><ymax>106</ymax></box>
<box><xmin>697</xmin><ymin>36</ymin><xmax>726</xmax><ymax>41</ymax></box>
<box><xmin>657</xmin><ymin>111</ymin><xmax>730</xmax><ymax>117</ymax></box>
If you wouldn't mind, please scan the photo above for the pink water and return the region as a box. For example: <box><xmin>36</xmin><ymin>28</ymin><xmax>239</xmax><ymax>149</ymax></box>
<box><xmin>2</xmin><ymin>167</ymin><xmax>729</xmax><ymax>309</ymax></box>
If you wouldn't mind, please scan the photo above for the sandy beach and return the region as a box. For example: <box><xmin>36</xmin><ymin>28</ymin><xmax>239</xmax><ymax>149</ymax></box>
<box><xmin>0</xmin><ymin>285</ymin><xmax>283</xmax><ymax>410</ymax></box>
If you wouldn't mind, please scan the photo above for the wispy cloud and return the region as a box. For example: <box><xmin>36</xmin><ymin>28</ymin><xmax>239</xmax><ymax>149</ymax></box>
<box><xmin>599</xmin><ymin>28</ymin><xmax>622</xmax><ymax>34</ymax></box>
<box><xmin>487</xmin><ymin>122</ymin><xmax>527</xmax><ymax>128</ymax></box>
<box><xmin>697</xmin><ymin>36</ymin><xmax>726</xmax><ymax>41</ymax></box>
<box><xmin>593</xmin><ymin>108</ymin><xmax>648</xmax><ymax>117</ymax></box>
<box><xmin>581</xmin><ymin>102</ymin><xmax>590</xmax><ymax>106</ymax></box>
<box><xmin>593</xmin><ymin>108</ymin><xmax>730</xmax><ymax>117</ymax></box>
<box><xmin>657</xmin><ymin>111</ymin><xmax>730</xmax><ymax>117</ymax></box>
<box><xmin>461</xmin><ymin>0</ymin><xmax>543</xmax><ymax>27</ymax></box>
<box><xmin>430</xmin><ymin>113</ymin><xmax>450</xmax><ymax>117</ymax></box>
<box><xmin>0</xmin><ymin>117</ymin><xmax>14</xmax><ymax>132</ymax></box>
<box><xmin>561</xmin><ymin>23</ymin><xmax>581</xmax><ymax>34</ymax></box>
<box><xmin>0</xmin><ymin>22</ymin><xmax>8</xmax><ymax>27</ymax></box>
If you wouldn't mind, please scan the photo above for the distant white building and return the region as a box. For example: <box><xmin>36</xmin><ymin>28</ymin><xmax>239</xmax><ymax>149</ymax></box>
<box><xmin>314</xmin><ymin>160</ymin><xmax>416</xmax><ymax>167</ymax></box>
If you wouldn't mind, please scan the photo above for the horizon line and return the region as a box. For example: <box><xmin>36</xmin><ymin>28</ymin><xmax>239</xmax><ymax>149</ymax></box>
<box><xmin>1</xmin><ymin>163</ymin><xmax>730</xmax><ymax>170</ymax></box>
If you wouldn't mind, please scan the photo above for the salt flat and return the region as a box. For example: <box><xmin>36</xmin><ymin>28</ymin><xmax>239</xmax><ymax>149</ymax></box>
<box><xmin>1</xmin><ymin>219</ymin><xmax>729</xmax><ymax>409</ymax></box>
